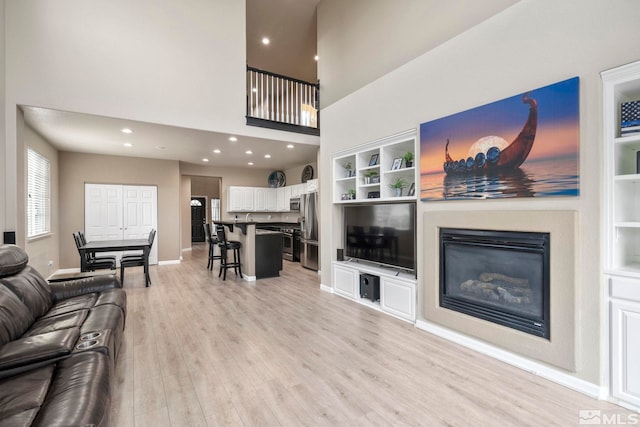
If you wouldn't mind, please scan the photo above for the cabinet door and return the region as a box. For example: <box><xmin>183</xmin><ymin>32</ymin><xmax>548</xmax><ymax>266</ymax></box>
<box><xmin>333</xmin><ymin>264</ymin><xmax>357</xmax><ymax>299</ymax></box>
<box><xmin>228</xmin><ymin>187</ymin><xmax>255</xmax><ymax>212</ymax></box>
<box><xmin>611</xmin><ymin>298</ymin><xmax>640</xmax><ymax>407</ymax></box>
<box><xmin>276</xmin><ymin>187</ymin><xmax>286</xmax><ymax>211</ymax></box>
<box><xmin>381</xmin><ymin>276</ymin><xmax>415</xmax><ymax>321</ymax></box>
<box><xmin>266</xmin><ymin>188</ymin><xmax>278</xmax><ymax>211</ymax></box>
<box><xmin>255</xmin><ymin>188</ymin><xmax>267</xmax><ymax>211</ymax></box>
<box><xmin>291</xmin><ymin>184</ymin><xmax>302</xmax><ymax>198</ymax></box>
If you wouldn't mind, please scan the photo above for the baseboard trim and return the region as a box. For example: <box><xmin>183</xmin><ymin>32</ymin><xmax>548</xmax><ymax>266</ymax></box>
<box><xmin>158</xmin><ymin>260</ymin><xmax>181</xmax><ymax>266</ymax></box>
<box><xmin>415</xmin><ymin>319</ymin><xmax>601</xmax><ymax>399</ymax></box>
<box><xmin>244</xmin><ymin>275</ymin><xmax>257</xmax><ymax>282</ymax></box>
<box><xmin>320</xmin><ymin>284</ymin><xmax>334</xmax><ymax>294</ymax></box>
<box><xmin>181</xmin><ymin>247</ymin><xmax>192</xmax><ymax>252</ymax></box>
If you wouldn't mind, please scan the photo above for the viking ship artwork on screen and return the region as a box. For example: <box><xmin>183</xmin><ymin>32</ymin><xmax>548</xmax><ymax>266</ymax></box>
<box><xmin>420</xmin><ymin>77</ymin><xmax>579</xmax><ymax>201</ymax></box>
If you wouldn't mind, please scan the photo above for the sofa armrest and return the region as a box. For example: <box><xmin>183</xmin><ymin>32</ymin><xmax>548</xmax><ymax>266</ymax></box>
<box><xmin>0</xmin><ymin>328</ymin><xmax>79</xmax><ymax>374</ymax></box>
<box><xmin>49</xmin><ymin>275</ymin><xmax>122</xmax><ymax>301</ymax></box>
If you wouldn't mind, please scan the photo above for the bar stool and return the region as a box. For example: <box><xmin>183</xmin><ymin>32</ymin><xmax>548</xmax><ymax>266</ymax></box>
<box><xmin>204</xmin><ymin>223</ymin><xmax>221</xmax><ymax>270</ymax></box>
<box><xmin>215</xmin><ymin>225</ymin><xmax>242</xmax><ymax>280</ymax></box>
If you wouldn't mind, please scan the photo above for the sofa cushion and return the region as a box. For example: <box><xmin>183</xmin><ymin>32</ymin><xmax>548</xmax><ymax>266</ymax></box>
<box><xmin>0</xmin><ymin>363</ymin><xmax>54</xmax><ymax>424</ymax></box>
<box><xmin>32</xmin><ymin>352</ymin><xmax>111</xmax><ymax>427</ymax></box>
<box><xmin>0</xmin><ymin>328</ymin><xmax>80</xmax><ymax>372</ymax></box>
<box><xmin>0</xmin><ymin>245</ymin><xmax>28</xmax><ymax>279</ymax></box>
<box><xmin>0</xmin><ymin>287</ymin><xmax>35</xmax><ymax>348</ymax></box>
<box><xmin>1</xmin><ymin>266</ymin><xmax>53</xmax><ymax>320</ymax></box>
<box><xmin>26</xmin><ymin>310</ymin><xmax>89</xmax><ymax>337</ymax></box>
<box><xmin>95</xmin><ymin>288</ymin><xmax>127</xmax><ymax>311</ymax></box>
<box><xmin>42</xmin><ymin>294</ymin><xmax>97</xmax><ymax>319</ymax></box>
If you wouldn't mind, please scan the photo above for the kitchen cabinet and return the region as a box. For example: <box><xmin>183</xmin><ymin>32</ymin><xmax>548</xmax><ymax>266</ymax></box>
<box><xmin>227</xmin><ymin>186</ymin><xmax>255</xmax><ymax>212</ymax></box>
<box><xmin>255</xmin><ymin>188</ymin><xmax>277</xmax><ymax>211</ymax></box>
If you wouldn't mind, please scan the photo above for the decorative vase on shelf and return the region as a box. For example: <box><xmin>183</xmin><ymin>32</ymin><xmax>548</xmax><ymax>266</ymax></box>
<box><xmin>393</xmin><ymin>188</ymin><xmax>403</xmax><ymax>197</ymax></box>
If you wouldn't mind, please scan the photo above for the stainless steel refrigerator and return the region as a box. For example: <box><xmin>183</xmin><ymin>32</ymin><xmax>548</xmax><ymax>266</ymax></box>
<box><xmin>300</xmin><ymin>191</ymin><xmax>319</xmax><ymax>270</ymax></box>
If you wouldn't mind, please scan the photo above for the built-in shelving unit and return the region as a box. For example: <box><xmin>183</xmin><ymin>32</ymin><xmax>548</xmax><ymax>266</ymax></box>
<box><xmin>602</xmin><ymin>59</ymin><xmax>640</xmax><ymax>410</ymax></box>
<box><xmin>330</xmin><ymin>129</ymin><xmax>418</xmax><ymax>324</ymax></box>
<box><xmin>333</xmin><ymin>130</ymin><xmax>417</xmax><ymax>203</ymax></box>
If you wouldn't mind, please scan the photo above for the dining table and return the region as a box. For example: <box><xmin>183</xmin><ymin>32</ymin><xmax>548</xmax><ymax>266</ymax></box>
<box><xmin>79</xmin><ymin>238</ymin><xmax>152</xmax><ymax>285</ymax></box>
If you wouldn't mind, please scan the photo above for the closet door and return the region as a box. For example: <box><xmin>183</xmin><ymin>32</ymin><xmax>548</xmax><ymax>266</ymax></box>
<box><xmin>122</xmin><ymin>186</ymin><xmax>158</xmax><ymax>263</ymax></box>
<box><xmin>85</xmin><ymin>184</ymin><xmax>158</xmax><ymax>265</ymax></box>
<box><xmin>85</xmin><ymin>184</ymin><xmax>123</xmax><ymax>241</ymax></box>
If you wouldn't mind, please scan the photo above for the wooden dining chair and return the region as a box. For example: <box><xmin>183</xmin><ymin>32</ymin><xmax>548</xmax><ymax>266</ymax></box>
<box><xmin>77</xmin><ymin>231</ymin><xmax>117</xmax><ymax>266</ymax></box>
<box><xmin>73</xmin><ymin>232</ymin><xmax>116</xmax><ymax>271</ymax></box>
<box><xmin>120</xmin><ymin>229</ymin><xmax>155</xmax><ymax>286</ymax></box>
<box><xmin>215</xmin><ymin>225</ymin><xmax>242</xmax><ymax>280</ymax></box>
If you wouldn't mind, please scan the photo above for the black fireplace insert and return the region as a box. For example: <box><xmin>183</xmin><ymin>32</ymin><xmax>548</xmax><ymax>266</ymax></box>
<box><xmin>439</xmin><ymin>228</ymin><xmax>550</xmax><ymax>339</ymax></box>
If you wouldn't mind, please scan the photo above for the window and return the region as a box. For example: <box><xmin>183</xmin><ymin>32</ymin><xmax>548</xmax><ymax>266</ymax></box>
<box><xmin>27</xmin><ymin>148</ymin><xmax>50</xmax><ymax>237</ymax></box>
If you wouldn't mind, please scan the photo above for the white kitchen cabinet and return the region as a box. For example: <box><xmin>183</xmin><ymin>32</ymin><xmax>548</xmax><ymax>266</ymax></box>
<box><xmin>255</xmin><ymin>188</ymin><xmax>277</xmax><ymax>211</ymax></box>
<box><xmin>227</xmin><ymin>186</ymin><xmax>255</xmax><ymax>212</ymax></box>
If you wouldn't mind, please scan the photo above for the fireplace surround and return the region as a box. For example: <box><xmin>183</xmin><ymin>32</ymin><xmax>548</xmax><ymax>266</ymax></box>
<box><xmin>423</xmin><ymin>210</ymin><xmax>577</xmax><ymax>371</ymax></box>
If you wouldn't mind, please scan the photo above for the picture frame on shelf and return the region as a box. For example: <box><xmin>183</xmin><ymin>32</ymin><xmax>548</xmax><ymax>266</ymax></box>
<box><xmin>367</xmin><ymin>191</ymin><xmax>380</xmax><ymax>199</ymax></box>
<box><xmin>369</xmin><ymin>154</ymin><xmax>379</xmax><ymax>166</ymax></box>
<box><xmin>408</xmin><ymin>182</ymin><xmax>415</xmax><ymax>197</ymax></box>
<box><xmin>391</xmin><ymin>158</ymin><xmax>402</xmax><ymax>170</ymax></box>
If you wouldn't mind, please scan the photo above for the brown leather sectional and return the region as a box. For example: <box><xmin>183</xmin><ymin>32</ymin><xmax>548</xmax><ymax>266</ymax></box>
<box><xmin>0</xmin><ymin>244</ymin><xmax>126</xmax><ymax>426</ymax></box>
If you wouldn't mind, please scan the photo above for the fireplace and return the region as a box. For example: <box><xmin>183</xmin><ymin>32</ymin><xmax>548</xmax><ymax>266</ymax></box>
<box><xmin>439</xmin><ymin>228</ymin><xmax>550</xmax><ymax>339</ymax></box>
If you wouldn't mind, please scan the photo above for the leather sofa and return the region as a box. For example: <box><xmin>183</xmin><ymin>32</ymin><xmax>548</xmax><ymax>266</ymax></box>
<box><xmin>0</xmin><ymin>244</ymin><xmax>126</xmax><ymax>426</ymax></box>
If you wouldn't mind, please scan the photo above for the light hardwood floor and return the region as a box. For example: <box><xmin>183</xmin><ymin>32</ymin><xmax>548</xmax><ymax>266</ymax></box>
<box><xmin>111</xmin><ymin>245</ymin><xmax>632</xmax><ymax>426</ymax></box>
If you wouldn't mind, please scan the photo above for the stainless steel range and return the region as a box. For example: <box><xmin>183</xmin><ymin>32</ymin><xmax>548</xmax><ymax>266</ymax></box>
<box><xmin>281</xmin><ymin>226</ymin><xmax>300</xmax><ymax>262</ymax></box>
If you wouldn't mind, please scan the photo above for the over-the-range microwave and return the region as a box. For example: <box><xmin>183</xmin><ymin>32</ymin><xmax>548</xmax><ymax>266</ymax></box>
<box><xmin>290</xmin><ymin>197</ymin><xmax>300</xmax><ymax>211</ymax></box>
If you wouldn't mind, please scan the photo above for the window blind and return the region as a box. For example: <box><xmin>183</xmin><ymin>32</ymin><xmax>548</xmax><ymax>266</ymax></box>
<box><xmin>27</xmin><ymin>148</ymin><xmax>50</xmax><ymax>237</ymax></box>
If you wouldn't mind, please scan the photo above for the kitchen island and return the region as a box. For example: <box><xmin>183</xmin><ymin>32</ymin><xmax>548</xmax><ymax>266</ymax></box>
<box><xmin>216</xmin><ymin>221</ymin><xmax>283</xmax><ymax>280</ymax></box>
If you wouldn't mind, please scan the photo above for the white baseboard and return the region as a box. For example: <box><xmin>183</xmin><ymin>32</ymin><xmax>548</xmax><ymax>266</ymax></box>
<box><xmin>415</xmin><ymin>319</ymin><xmax>601</xmax><ymax>399</ymax></box>
<box><xmin>181</xmin><ymin>247</ymin><xmax>192</xmax><ymax>252</ymax></box>
<box><xmin>243</xmin><ymin>274</ymin><xmax>256</xmax><ymax>282</ymax></box>
<box><xmin>158</xmin><ymin>259</ymin><xmax>180</xmax><ymax>266</ymax></box>
<box><xmin>320</xmin><ymin>284</ymin><xmax>334</xmax><ymax>294</ymax></box>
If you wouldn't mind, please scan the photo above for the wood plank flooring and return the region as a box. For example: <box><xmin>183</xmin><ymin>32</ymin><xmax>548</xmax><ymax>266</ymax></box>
<box><xmin>111</xmin><ymin>245</ymin><xmax>632</xmax><ymax>426</ymax></box>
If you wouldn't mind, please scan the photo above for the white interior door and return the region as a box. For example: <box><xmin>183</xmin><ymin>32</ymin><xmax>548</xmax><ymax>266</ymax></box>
<box><xmin>122</xmin><ymin>186</ymin><xmax>158</xmax><ymax>263</ymax></box>
<box><xmin>85</xmin><ymin>184</ymin><xmax>158</xmax><ymax>265</ymax></box>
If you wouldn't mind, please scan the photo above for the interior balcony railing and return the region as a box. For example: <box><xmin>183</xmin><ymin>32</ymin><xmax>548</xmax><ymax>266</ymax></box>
<box><xmin>246</xmin><ymin>66</ymin><xmax>320</xmax><ymax>136</ymax></box>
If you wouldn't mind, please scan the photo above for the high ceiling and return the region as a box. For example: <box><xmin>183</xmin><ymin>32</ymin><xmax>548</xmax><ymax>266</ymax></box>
<box><xmin>246</xmin><ymin>0</ymin><xmax>319</xmax><ymax>83</ymax></box>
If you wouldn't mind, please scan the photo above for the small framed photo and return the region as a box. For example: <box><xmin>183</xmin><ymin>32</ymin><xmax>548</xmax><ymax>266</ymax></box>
<box><xmin>369</xmin><ymin>154</ymin><xmax>379</xmax><ymax>166</ymax></box>
<box><xmin>391</xmin><ymin>158</ymin><xmax>402</xmax><ymax>170</ymax></box>
<box><xmin>408</xmin><ymin>182</ymin><xmax>416</xmax><ymax>197</ymax></box>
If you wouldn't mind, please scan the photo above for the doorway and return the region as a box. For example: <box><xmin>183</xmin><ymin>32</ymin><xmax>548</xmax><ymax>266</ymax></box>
<box><xmin>191</xmin><ymin>197</ymin><xmax>206</xmax><ymax>242</ymax></box>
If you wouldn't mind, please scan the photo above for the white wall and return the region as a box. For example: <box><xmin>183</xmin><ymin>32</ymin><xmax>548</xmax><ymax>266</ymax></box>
<box><xmin>0</xmin><ymin>0</ymin><xmax>5</xmax><ymax>238</ymax></box>
<box><xmin>3</xmin><ymin>0</ymin><xmax>318</xmax><ymax>238</ymax></box>
<box><xmin>318</xmin><ymin>0</ymin><xmax>640</xmax><ymax>386</ymax></box>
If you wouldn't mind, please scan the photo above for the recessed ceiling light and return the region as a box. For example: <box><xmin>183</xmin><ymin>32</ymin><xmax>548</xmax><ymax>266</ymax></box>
<box><xmin>245</xmin><ymin>150</ymin><xmax>253</xmax><ymax>155</ymax></box>
<box><xmin>264</xmin><ymin>154</ymin><xmax>271</xmax><ymax>158</ymax></box>
<box><xmin>229</xmin><ymin>136</ymin><xmax>237</xmax><ymax>142</ymax></box>
<box><xmin>202</xmin><ymin>158</ymin><xmax>209</xmax><ymax>162</ymax></box>
<box><xmin>123</xmin><ymin>143</ymin><xmax>133</xmax><ymax>148</ymax></box>
<box><xmin>252</xmin><ymin>88</ymin><xmax>257</xmax><ymax>93</ymax></box>
<box><xmin>121</xmin><ymin>128</ymin><xmax>133</xmax><ymax>134</ymax></box>
<box><xmin>248</xmin><ymin>162</ymin><xmax>254</xmax><ymax>166</ymax></box>
<box><xmin>287</xmin><ymin>144</ymin><xmax>294</xmax><ymax>149</ymax></box>
<box><xmin>155</xmin><ymin>145</ymin><xmax>167</xmax><ymax>150</ymax></box>
<box><xmin>314</xmin><ymin>55</ymin><xmax>319</xmax><ymax>61</ymax></box>
<box><xmin>262</xmin><ymin>37</ymin><xmax>270</xmax><ymax>45</ymax></box>
<box><xmin>213</xmin><ymin>149</ymin><xmax>221</xmax><ymax>154</ymax></box>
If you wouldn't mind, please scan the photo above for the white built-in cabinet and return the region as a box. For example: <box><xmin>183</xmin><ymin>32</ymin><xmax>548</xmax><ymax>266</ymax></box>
<box><xmin>602</xmin><ymin>59</ymin><xmax>640</xmax><ymax>409</ymax></box>
<box><xmin>330</xmin><ymin>129</ymin><xmax>418</xmax><ymax>323</ymax></box>
<box><xmin>227</xmin><ymin>183</ymin><xmax>309</xmax><ymax>212</ymax></box>
<box><xmin>331</xmin><ymin>261</ymin><xmax>416</xmax><ymax>322</ymax></box>
<box><xmin>333</xmin><ymin>130</ymin><xmax>417</xmax><ymax>203</ymax></box>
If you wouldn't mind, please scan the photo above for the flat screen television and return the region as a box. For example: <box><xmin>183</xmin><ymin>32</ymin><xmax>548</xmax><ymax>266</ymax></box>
<box><xmin>343</xmin><ymin>202</ymin><xmax>416</xmax><ymax>275</ymax></box>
